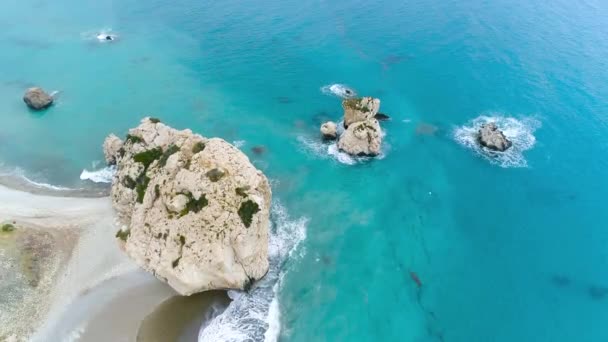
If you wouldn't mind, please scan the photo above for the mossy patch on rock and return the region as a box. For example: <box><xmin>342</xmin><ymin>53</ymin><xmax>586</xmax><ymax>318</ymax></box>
<box><xmin>235</xmin><ymin>186</ymin><xmax>250</xmax><ymax>197</ymax></box>
<box><xmin>133</xmin><ymin>147</ymin><xmax>163</xmax><ymax>170</ymax></box>
<box><xmin>159</xmin><ymin>144</ymin><xmax>180</xmax><ymax>167</ymax></box>
<box><xmin>238</xmin><ymin>200</ymin><xmax>260</xmax><ymax>228</ymax></box>
<box><xmin>343</xmin><ymin>98</ymin><xmax>370</xmax><ymax>113</ymax></box>
<box><xmin>116</xmin><ymin>229</ymin><xmax>130</xmax><ymax>241</ymax></box>
<box><xmin>192</xmin><ymin>141</ymin><xmax>205</xmax><ymax>154</ymax></box>
<box><xmin>206</xmin><ymin>168</ymin><xmax>225</xmax><ymax>182</ymax></box>
<box><xmin>179</xmin><ymin>192</ymin><xmax>209</xmax><ymax>217</ymax></box>
<box><xmin>122</xmin><ymin>175</ymin><xmax>137</xmax><ymax>189</ymax></box>
<box><xmin>136</xmin><ymin>175</ymin><xmax>151</xmax><ymax>203</ymax></box>
<box><xmin>149</xmin><ymin>117</ymin><xmax>161</xmax><ymax>123</ymax></box>
<box><xmin>126</xmin><ymin>134</ymin><xmax>144</xmax><ymax>144</ymax></box>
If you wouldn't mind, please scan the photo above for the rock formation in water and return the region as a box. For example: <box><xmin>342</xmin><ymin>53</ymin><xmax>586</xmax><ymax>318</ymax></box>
<box><xmin>338</xmin><ymin>119</ymin><xmax>382</xmax><ymax>156</ymax></box>
<box><xmin>320</xmin><ymin>121</ymin><xmax>338</xmax><ymax>140</ymax></box>
<box><xmin>23</xmin><ymin>87</ymin><xmax>53</xmax><ymax>110</ymax></box>
<box><xmin>478</xmin><ymin>122</ymin><xmax>512</xmax><ymax>151</ymax></box>
<box><xmin>104</xmin><ymin>117</ymin><xmax>271</xmax><ymax>295</ymax></box>
<box><xmin>320</xmin><ymin>97</ymin><xmax>383</xmax><ymax>157</ymax></box>
<box><xmin>342</xmin><ymin>97</ymin><xmax>380</xmax><ymax>128</ymax></box>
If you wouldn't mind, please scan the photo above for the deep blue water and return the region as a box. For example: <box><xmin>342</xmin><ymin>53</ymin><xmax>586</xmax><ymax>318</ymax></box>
<box><xmin>1</xmin><ymin>0</ymin><xmax>608</xmax><ymax>341</ymax></box>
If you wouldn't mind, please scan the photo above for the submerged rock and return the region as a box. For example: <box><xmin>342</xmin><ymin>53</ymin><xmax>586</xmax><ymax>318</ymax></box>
<box><xmin>342</xmin><ymin>97</ymin><xmax>380</xmax><ymax>128</ymax></box>
<box><xmin>478</xmin><ymin>122</ymin><xmax>512</xmax><ymax>151</ymax></box>
<box><xmin>105</xmin><ymin>117</ymin><xmax>271</xmax><ymax>295</ymax></box>
<box><xmin>103</xmin><ymin>134</ymin><xmax>124</xmax><ymax>165</ymax></box>
<box><xmin>338</xmin><ymin>118</ymin><xmax>382</xmax><ymax>156</ymax></box>
<box><xmin>320</xmin><ymin>121</ymin><xmax>338</xmax><ymax>140</ymax></box>
<box><xmin>23</xmin><ymin>87</ymin><xmax>53</xmax><ymax>110</ymax></box>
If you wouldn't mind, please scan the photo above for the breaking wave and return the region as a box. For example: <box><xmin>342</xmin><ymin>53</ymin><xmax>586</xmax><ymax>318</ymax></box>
<box><xmin>198</xmin><ymin>203</ymin><xmax>307</xmax><ymax>342</ymax></box>
<box><xmin>79</xmin><ymin>165</ymin><xmax>115</xmax><ymax>184</ymax></box>
<box><xmin>320</xmin><ymin>84</ymin><xmax>356</xmax><ymax>99</ymax></box>
<box><xmin>453</xmin><ymin>115</ymin><xmax>540</xmax><ymax>168</ymax></box>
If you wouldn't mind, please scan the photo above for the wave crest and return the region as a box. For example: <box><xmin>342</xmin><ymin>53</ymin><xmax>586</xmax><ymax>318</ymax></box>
<box><xmin>453</xmin><ymin>115</ymin><xmax>540</xmax><ymax>168</ymax></box>
<box><xmin>79</xmin><ymin>165</ymin><xmax>115</xmax><ymax>184</ymax></box>
<box><xmin>198</xmin><ymin>203</ymin><xmax>307</xmax><ymax>342</ymax></box>
<box><xmin>320</xmin><ymin>84</ymin><xmax>356</xmax><ymax>99</ymax></box>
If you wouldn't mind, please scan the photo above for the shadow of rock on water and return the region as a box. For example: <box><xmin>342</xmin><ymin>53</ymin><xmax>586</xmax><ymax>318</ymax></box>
<box><xmin>588</xmin><ymin>285</ymin><xmax>608</xmax><ymax>300</ymax></box>
<box><xmin>275</xmin><ymin>96</ymin><xmax>293</xmax><ymax>104</ymax></box>
<box><xmin>251</xmin><ymin>145</ymin><xmax>267</xmax><ymax>156</ymax></box>
<box><xmin>550</xmin><ymin>274</ymin><xmax>571</xmax><ymax>287</ymax></box>
<box><xmin>137</xmin><ymin>291</ymin><xmax>230</xmax><ymax>342</ymax></box>
<box><xmin>0</xmin><ymin>223</ymin><xmax>78</xmax><ymax>339</ymax></box>
<box><xmin>416</xmin><ymin>123</ymin><xmax>440</xmax><ymax>136</ymax></box>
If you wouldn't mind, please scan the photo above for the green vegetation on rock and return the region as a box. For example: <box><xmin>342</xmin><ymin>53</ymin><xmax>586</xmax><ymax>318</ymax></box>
<box><xmin>159</xmin><ymin>145</ymin><xmax>180</xmax><ymax>167</ymax></box>
<box><xmin>122</xmin><ymin>175</ymin><xmax>136</xmax><ymax>189</ymax></box>
<box><xmin>133</xmin><ymin>147</ymin><xmax>163</xmax><ymax>169</ymax></box>
<box><xmin>238</xmin><ymin>200</ymin><xmax>260</xmax><ymax>228</ymax></box>
<box><xmin>149</xmin><ymin>117</ymin><xmax>161</xmax><ymax>123</ymax></box>
<box><xmin>206</xmin><ymin>168</ymin><xmax>225</xmax><ymax>182</ymax></box>
<box><xmin>136</xmin><ymin>175</ymin><xmax>151</xmax><ymax>203</ymax></box>
<box><xmin>116</xmin><ymin>229</ymin><xmax>130</xmax><ymax>241</ymax></box>
<box><xmin>192</xmin><ymin>141</ymin><xmax>205</xmax><ymax>154</ymax></box>
<box><xmin>235</xmin><ymin>186</ymin><xmax>250</xmax><ymax>197</ymax></box>
<box><xmin>179</xmin><ymin>192</ymin><xmax>209</xmax><ymax>217</ymax></box>
<box><xmin>126</xmin><ymin>134</ymin><xmax>144</xmax><ymax>144</ymax></box>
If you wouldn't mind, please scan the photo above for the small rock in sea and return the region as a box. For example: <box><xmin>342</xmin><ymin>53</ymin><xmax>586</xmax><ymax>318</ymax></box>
<box><xmin>477</xmin><ymin>122</ymin><xmax>512</xmax><ymax>151</ymax></box>
<box><xmin>550</xmin><ymin>274</ymin><xmax>571</xmax><ymax>287</ymax></box>
<box><xmin>23</xmin><ymin>87</ymin><xmax>54</xmax><ymax>110</ymax></box>
<box><xmin>320</xmin><ymin>121</ymin><xmax>338</xmax><ymax>140</ymax></box>
<box><xmin>251</xmin><ymin>146</ymin><xmax>267</xmax><ymax>155</ymax></box>
<box><xmin>588</xmin><ymin>285</ymin><xmax>608</xmax><ymax>300</ymax></box>
<box><xmin>374</xmin><ymin>112</ymin><xmax>390</xmax><ymax>121</ymax></box>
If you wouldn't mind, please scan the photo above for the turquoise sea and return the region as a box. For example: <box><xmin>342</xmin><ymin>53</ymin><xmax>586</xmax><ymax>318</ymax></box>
<box><xmin>2</xmin><ymin>0</ymin><xmax>608</xmax><ymax>340</ymax></box>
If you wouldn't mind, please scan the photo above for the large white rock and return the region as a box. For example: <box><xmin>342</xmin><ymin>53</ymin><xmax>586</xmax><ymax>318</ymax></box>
<box><xmin>342</xmin><ymin>97</ymin><xmax>380</xmax><ymax>128</ymax></box>
<box><xmin>105</xmin><ymin>118</ymin><xmax>271</xmax><ymax>295</ymax></box>
<box><xmin>338</xmin><ymin>118</ymin><xmax>382</xmax><ymax>156</ymax></box>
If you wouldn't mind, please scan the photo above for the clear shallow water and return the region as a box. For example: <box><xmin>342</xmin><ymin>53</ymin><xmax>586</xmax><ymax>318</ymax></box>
<box><xmin>2</xmin><ymin>0</ymin><xmax>608</xmax><ymax>341</ymax></box>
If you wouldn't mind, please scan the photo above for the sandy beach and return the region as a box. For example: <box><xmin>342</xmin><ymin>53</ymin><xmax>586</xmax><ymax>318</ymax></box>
<box><xmin>0</xmin><ymin>183</ymin><xmax>225</xmax><ymax>341</ymax></box>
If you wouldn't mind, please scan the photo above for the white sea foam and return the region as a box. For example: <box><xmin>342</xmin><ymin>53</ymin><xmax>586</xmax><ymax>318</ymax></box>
<box><xmin>232</xmin><ymin>140</ymin><xmax>246</xmax><ymax>148</ymax></box>
<box><xmin>81</xmin><ymin>28</ymin><xmax>118</xmax><ymax>43</ymax></box>
<box><xmin>79</xmin><ymin>165</ymin><xmax>116</xmax><ymax>184</ymax></box>
<box><xmin>198</xmin><ymin>203</ymin><xmax>307</xmax><ymax>342</ymax></box>
<box><xmin>453</xmin><ymin>115</ymin><xmax>540</xmax><ymax>168</ymax></box>
<box><xmin>297</xmin><ymin>123</ymin><xmax>387</xmax><ymax>165</ymax></box>
<box><xmin>320</xmin><ymin>84</ymin><xmax>356</xmax><ymax>98</ymax></box>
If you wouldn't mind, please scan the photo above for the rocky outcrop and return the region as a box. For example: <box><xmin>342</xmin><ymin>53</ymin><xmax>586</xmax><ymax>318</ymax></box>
<box><xmin>320</xmin><ymin>121</ymin><xmax>338</xmax><ymax>140</ymax></box>
<box><xmin>478</xmin><ymin>122</ymin><xmax>512</xmax><ymax>151</ymax></box>
<box><xmin>343</xmin><ymin>97</ymin><xmax>380</xmax><ymax>128</ymax></box>
<box><xmin>337</xmin><ymin>119</ymin><xmax>382</xmax><ymax>156</ymax></box>
<box><xmin>23</xmin><ymin>87</ymin><xmax>53</xmax><ymax>110</ymax></box>
<box><xmin>103</xmin><ymin>134</ymin><xmax>124</xmax><ymax>165</ymax></box>
<box><xmin>105</xmin><ymin>118</ymin><xmax>271</xmax><ymax>295</ymax></box>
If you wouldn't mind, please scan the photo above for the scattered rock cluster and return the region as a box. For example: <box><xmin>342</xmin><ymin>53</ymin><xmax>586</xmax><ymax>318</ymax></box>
<box><xmin>320</xmin><ymin>97</ymin><xmax>386</xmax><ymax>156</ymax></box>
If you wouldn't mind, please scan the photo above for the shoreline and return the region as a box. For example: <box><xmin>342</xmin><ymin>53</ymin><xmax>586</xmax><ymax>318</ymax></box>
<box><xmin>0</xmin><ymin>175</ymin><xmax>230</xmax><ymax>342</ymax></box>
<box><xmin>0</xmin><ymin>173</ymin><xmax>110</xmax><ymax>199</ymax></box>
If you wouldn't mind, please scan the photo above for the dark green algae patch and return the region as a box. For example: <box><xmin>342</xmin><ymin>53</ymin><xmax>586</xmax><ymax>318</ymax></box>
<box><xmin>238</xmin><ymin>200</ymin><xmax>260</xmax><ymax>228</ymax></box>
